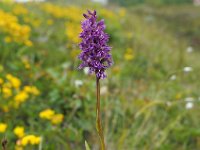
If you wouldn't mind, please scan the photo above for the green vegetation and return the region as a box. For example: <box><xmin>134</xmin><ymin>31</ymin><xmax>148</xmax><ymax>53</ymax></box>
<box><xmin>110</xmin><ymin>0</ymin><xmax>192</xmax><ymax>6</ymax></box>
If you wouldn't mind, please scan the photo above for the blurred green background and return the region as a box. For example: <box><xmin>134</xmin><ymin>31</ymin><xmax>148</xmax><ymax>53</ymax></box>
<box><xmin>109</xmin><ymin>0</ymin><xmax>192</xmax><ymax>6</ymax></box>
<box><xmin>0</xmin><ymin>0</ymin><xmax>200</xmax><ymax>149</ymax></box>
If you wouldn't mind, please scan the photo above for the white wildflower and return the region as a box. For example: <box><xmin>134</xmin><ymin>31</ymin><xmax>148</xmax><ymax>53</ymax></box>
<box><xmin>186</xmin><ymin>46</ymin><xmax>193</xmax><ymax>53</ymax></box>
<box><xmin>170</xmin><ymin>75</ymin><xmax>176</xmax><ymax>80</ymax></box>
<box><xmin>74</xmin><ymin>80</ymin><xmax>83</xmax><ymax>88</ymax></box>
<box><xmin>183</xmin><ymin>67</ymin><xmax>193</xmax><ymax>72</ymax></box>
<box><xmin>185</xmin><ymin>102</ymin><xmax>193</xmax><ymax>109</ymax></box>
<box><xmin>185</xmin><ymin>97</ymin><xmax>194</xmax><ymax>110</ymax></box>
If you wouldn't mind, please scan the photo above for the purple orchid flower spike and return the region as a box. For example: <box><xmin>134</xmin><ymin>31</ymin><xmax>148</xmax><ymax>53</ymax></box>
<box><xmin>78</xmin><ymin>10</ymin><xmax>113</xmax><ymax>79</ymax></box>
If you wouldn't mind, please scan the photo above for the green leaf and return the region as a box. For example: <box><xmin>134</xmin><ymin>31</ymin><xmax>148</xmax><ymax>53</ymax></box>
<box><xmin>85</xmin><ymin>140</ymin><xmax>91</xmax><ymax>150</ymax></box>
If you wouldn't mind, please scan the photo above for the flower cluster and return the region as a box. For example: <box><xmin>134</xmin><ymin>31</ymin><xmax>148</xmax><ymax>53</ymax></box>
<box><xmin>13</xmin><ymin>126</ymin><xmax>41</xmax><ymax>149</ymax></box>
<box><xmin>78</xmin><ymin>10</ymin><xmax>113</xmax><ymax>79</ymax></box>
<box><xmin>0</xmin><ymin>9</ymin><xmax>32</xmax><ymax>46</ymax></box>
<box><xmin>0</xmin><ymin>74</ymin><xmax>40</xmax><ymax>110</ymax></box>
<box><xmin>39</xmin><ymin>109</ymin><xmax>64</xmax><ymax>125</ymax></box>
<box><xmin>41</xmin><ymin>3</ymin><xmax>83</xmax><ymax>44</ymax></box>
<box><xmin>13</xmin><ymin>4</ymin><xmax>28</xmax><ymax>16</ymax></box>
<box><xmin>20</xmin><ymin>135</ymin><xmax>41</xmax><ymax>146</ymax></box>
<box><xmin>41</xmin><ymin>3</ymin><xmax>83</xmax><ymax>22</ymax></box>
<box><xmin>0</xmin><ymin>124</ymin><xmax>41</xmax><ymax>150</ymax></box>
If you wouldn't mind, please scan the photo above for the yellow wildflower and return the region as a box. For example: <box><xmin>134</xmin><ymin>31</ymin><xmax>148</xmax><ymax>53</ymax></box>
<box><xmin>24</xmin><ymin>86</ymin><xmax>40</xmax><ymax>96</ymax></box>
<box><xmin>11</xmin><ymin>77</ymin><xmax>21</xmax><ymax>89</ymax></box>
<box><xmin>21</xmin><ymin>135</ymin><xmax>41</xmax><ymax>146</ymax></box>
<box><xmin>0</xmin><ymin>9</ymin><xmax>31</xmax><ymax>45</ymax></box>
<box><xmin>14</xmin><ymin>126</ymin><xmax>25</xmax><ymax>138</ymax></box>
<box><xmin>6</xmin><ymin>74</ymin><xmax>12</xmax><ymax>80</ymax></box>
<box><xmin>30</xmin><ymin>86</ymin><xmax>40</xmax><ymax>96</ymax></box>
<box><xmin>14</xmin><ymin>91</ymin><xmax>29</xmax><ymax>103</ymax></box>
<box><xmin>2</xmin><ymin>87</ymin><xmax>12</xmax><ymax>98</ymax></box>
<box><xmin>124</xmin><ymin>48</ymin><xmax>135</xmax><ymax>61</ymax></box>
<box><xmin>23</xmin><ymin>86</ymin><xmax>31</xmax><ymax>93</ymax></box>
<box><xmin>51</xmin><ymin>114</ymin><xmax>64</xmax><ymax>125</ymax></box>
<box><xmin>6</xmin><ymin>74</ymin><xmax>21</xmax><ymax>89</ymax></box>
<box><xmin>39</xmin><ymin>109</ymin><xmax>55</xmax><ymax>120</ymax></box>
<box><xmin>0</xmin><ymin>123</ymin><xmax>7</xmax><ymax>133</ymax></box>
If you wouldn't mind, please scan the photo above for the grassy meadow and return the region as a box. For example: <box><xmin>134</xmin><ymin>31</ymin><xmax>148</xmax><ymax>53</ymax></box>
<box><xmin>0</xmin><ymin>1</ymin><xmax>200</xmax><ymax>150</ymax></box>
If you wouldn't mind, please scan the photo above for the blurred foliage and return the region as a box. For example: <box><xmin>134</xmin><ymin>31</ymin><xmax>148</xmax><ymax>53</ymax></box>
<box><xmin>0</xmin><ymin>1</ymin><xmax>200</xmax><ymax>150</ymax></box>
<box><xmin>109</xmin><ymin>0</ymin><xmax>192</xmax><ymax>6</ymax></box>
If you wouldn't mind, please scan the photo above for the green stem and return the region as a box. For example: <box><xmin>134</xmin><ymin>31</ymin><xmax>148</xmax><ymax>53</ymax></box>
<box><xmin>96</xmin><ymin>77</ymin><xmax>106</xmax><ymax>150</ymax></box>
